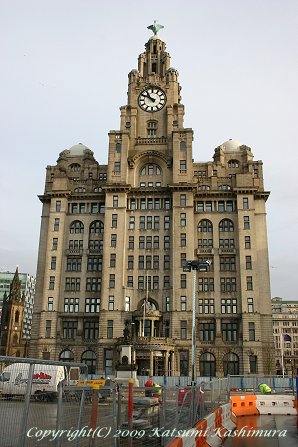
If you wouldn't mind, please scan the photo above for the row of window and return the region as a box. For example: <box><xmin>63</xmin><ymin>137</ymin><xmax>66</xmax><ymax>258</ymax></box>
<box><xmin>127</xmin><ymin>197</ymin><xmax>171</xmax><ymax>210</ymax></box>
<box><xmin>68</xmin><ymin>203</ymin><xmax>105</xmax><ymax>214</ymax></box>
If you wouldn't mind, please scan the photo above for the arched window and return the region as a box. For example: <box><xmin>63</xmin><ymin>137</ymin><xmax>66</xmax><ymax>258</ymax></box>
<box><xmin>140</xmin><ymin>163</ymin><xmax>161</xmax><ymax>176</ymax></box>
<box><xmin>198</xmin><ymin>219</ymin><xmax>213</xmax><ymax>233</ymax></box>
<box><xmin>94</xmin><ymin>187</ymin><xmax>102</xmax><ymax>192</ymax></box>
<box><xmin>228</xmin><ymin>160</ymin><xmax>239</xmax><ymax>168</ymax></box>
<box><xmin>219</xmin><ymin>219</ymin><xmax>234</xmax><ymax>232</ymax></box>
<box><xmin>218</xmin><ymin>185</ymin><xmax>231</xmax><ymax>191</ymax></box>
<box><xmin>89</xmin><ymin>220</ymin><xmax>104</xmax><ymax>234</ymax></box>
<box><xmin>200</xmin><ymin>352</ymin><xmax>216</xmax><ymax>377</ymax></box>
<box><xmin>223</xmin><ymin>352</ymin><xmax>239</xmax><ymax>376</ymax></box>
<box><xmin>15</xmin><ymin>310</ymin><xmax>19</xmax><ymax>323</ymax></box>
<box><xmin>139</xmin><ymin>299</ymin><xmax>158</xmax><ymax>311</ymax></box>
<box><xmin>81</xmin><ymin>350</ymin><xmax>97</xmax><ymax>375</ymax></box>
<box><xmin>198</xmin><ymin>185</ymin><xmax>210</xmax><ymax>191</ymax></box>
<box><xmin>70</xmin><ymin>220</ymin><xmax>84</xmax><ymax>234</ymax></box>
<box><xmin>70</xmin><ymin>163</ymin><xmax>81</xmax><ymax>172</ymax></box>
<box><xmin>59</xmin><ymin>349</ymin><xmax>74</xmax><ymax>362</ymax></box>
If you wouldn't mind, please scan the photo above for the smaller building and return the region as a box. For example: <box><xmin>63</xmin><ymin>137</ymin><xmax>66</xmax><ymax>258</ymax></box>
<box><xmin>272</xmin><ymin>297</ymin><xmax>298</xmax><ymax>375</ymax></box>
<box><xmin>0</xmin><ymin>268</ymin><xmax>28</xmax><ymax>356</ymax></box>
<box><xmin>0</xmin><ymin>269</ymin><xmax>35</xmax><ymax>340</ymax></box>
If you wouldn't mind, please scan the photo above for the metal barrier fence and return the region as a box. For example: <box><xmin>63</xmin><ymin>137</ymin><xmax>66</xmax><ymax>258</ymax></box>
<box><xmin>1</xmin><ymin>357</ymin><xmax>294</xmax><ymax>447</ymax></box>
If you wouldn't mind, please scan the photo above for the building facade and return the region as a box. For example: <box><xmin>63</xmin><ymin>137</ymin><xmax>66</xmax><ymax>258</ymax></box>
<box><xmin>30</xmin><ymin>27</ymin><xmax>274</xmax><ymax>376</ymax></box>
<box><xmin>272</xmin><ymin>297</ymin><xmax>298</xmax><ymax>375</ymax></box>
<box><xmin>0</xmin><ymin>270</ymin><xmax>35</xmax><ymax>340</ymax></box>
<box><xmin>0</xmin><ymin>268</ymin><xmax>27</xmax><ymax>357</ymax></box>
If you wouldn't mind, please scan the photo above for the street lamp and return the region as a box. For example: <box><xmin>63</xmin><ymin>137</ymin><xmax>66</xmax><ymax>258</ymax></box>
<box><xmin>183</xmin><ymin>259</ymin><xmax>211</xmax><ymax>386</ymax></box>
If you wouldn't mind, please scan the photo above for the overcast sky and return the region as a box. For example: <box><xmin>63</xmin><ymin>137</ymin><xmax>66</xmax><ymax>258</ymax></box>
<box><xmin>1</xmin><ymin>0</ymin><xmax>297</xmax><ymax>299</ymax></box>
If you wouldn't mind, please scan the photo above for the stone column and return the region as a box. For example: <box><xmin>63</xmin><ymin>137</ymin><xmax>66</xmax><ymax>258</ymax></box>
<box><xmin>150</xmin><ymin>350</ymin><xmax>154</xmax><ymax>375</ymax></box>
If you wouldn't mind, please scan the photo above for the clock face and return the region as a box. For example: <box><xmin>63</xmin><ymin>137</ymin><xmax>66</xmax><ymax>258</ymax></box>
<box><xmin>138</xmin><ymin>87</ymin><xmax>166</xmax><ymax>112</ymax></box>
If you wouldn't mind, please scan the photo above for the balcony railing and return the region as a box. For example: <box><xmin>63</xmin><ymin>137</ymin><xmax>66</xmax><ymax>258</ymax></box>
<box><xmin>219</xmin><ymin>248</ymin><xmax>236</xmax><ymax>254</ymax></box>
<box><xmin>135</xmin><ymin>136</ymin><xmax>167</xmax><ymax>145</ymax></box>
<box><xmin>197</xmin><ymin>248</ymin><xmax>214</xmax><ymax>255</ymax></box>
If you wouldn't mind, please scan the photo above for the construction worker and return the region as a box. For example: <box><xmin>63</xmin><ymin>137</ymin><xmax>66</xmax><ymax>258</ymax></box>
<box><xmin>144</xmin><ymin>376</ymin><xmax>153</xmax><ymax>397</ymax></box>
<box><xmin>258</xmin><ymin>383</ymin><xmax>272</xmax><ymax>394</ymax></box>
<box><xmin>152</xmin><ymin>381</ymin><xmax>161</xmax><ymax>400</ymax></box>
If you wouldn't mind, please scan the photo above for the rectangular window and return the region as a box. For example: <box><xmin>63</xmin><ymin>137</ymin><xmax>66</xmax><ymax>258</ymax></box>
<box><xmin>52</xmin><ymin>238</ymin><xmax>58</xmax><ymax>250</ymax></box>
<box><xmin>180</xmin><ymin>233</ymin><xmax>186</xmax><ymax>246</ymax></box>
<box><xmin>130</xmin><ymin>198</ymin><xmax>136</xmax><ymax>210</ymax></box>
<box><xmin>63</xmin><ymin>321</ymin><xmax>78</xmax><ymax>339</ymax></box>
<box><xmin>128</xmin><ymin>255</ymin><xmax>134</xmax><ymax>269</ymax></box>
<box><xmin>153</xmin><ymin>255</ymin><xmax>159</xmax><ymax>269</ymax></box>
<box><xmin>45</xmin><ymin>320</ymin><xmax>51</xmax><ymax>338</ymax></box>
<box><xmin>108</xmin><ymin>296</ymin><xmax>114</xmax><ymax>311</ymax></box>
<box><xmin>198</xmin><ymin>277</ymin><xmax>214</xmax><ymax>292</ymax></box>
<box><xmin>139</xmin><ymin>216</ymin><xmax>145</xmax><ymax>230</ymax></box>
<box><xmin>199</xmin><ymin>321</ymin><xmax>215</xmax><ymax>341</ymax></box>
<box><xmin>220</xmin><ymin>257</ymin><xmax>236</xmax><ymax>271</ymax></box>
<box><xmin>164</xmin><ymin>255</ymin><xmax>170</xmax><ymax>270</ymax></box>
<box><xmin>128</xmin><ymin>235</ymin><xmax>134</xmax><ymax>249</ymax></box>
<box><xmin>86</xmin><ymin>277</ymin><xmax>101</xmax><ymax>291</ymax></box>
<box><xmin>139</xmin><ymin>236</ymin><xmax>145</xmax><ymax>249</ymax></box>
<box><xmin>129</xmin><ymin>216</ymin><xmax>135</xmax><ymax>230</ymax></box>
<box><xmin>247</xmin><ymin>298</ymin><xmax>254</xmax><ymax>313</ymax></box>
<box><xmin>244</xmin><ymin>216</ymin><xmax>250</xmax><ymax>229</ymax></box>
<box><xmin>146</xmin><ymin>236</ymin><xmax>152</xmax><ymax>249</ymax></box>
<box><xmin>64</xmin><ymin>297</ymin><xmax>79</xmax><ymax>312</ymax></box>
<box><xmin>222</xmin><ymin>321</ymin><xmax>238</xmax><ymax>341</ymax></box>
<box><xmin>164</xmin><ymin>216</ymin><xmax>171</xmax><ymax>229</ymax></box>
<box><xmin>114</xmin><ymin>162</ymin><xmax>120</xmax><ymax>172</ymax></box>
<box><xmin>138</xmin><ymin>276</ymin><xmax>144</xmax><ymax>290</ymax></box>
<box><xmin>153</xmin><ymin>276</ymin><xmax>159</xmax><ymax>289</ymax></box>
<box><xmin>198</xmin><ymin>239</ymin><xmax>213</xmax><ymax>248</ymax></box>
<box><xmin>164</xmin><ymin>236</ymin><xmax>170</xmax><ymax>249</ymax></box>
<box><xmin>180</xmin><ymin>160</ymin><xmax>187</xmax><ymax>172</ymax></box>
<box><xmin>125</xmin><ymin>296</ymin><xmax>130</xmax><ymax>311</ymax></box>
<box><xmin>243</xmin><ymin>197</ymin><xmax>249</xmax><ymax>209</ymax></box>
<box><xmin>245</xmin><ymin>236</ymin><xmax>251</xmax><ymax>249</ymax></box>
<box><xmin>197</xmin><ymin>201</ymin><xmax>204</xmax><ymax>212</ymax></box>
<box><xmin>249</xmin><ymin>322</ymin><xmax>256</xmax><ymax>341</ymax></box>
<box><xmin>147</xmin><ymin>198</ymin><xmax>153</xmax><ymax>210</ymax></box>
<box><xmin>164</xmin><ymin>276</ymin><xmax>170</xmax><ymax>288</ymax></box>
<box><xmin>66</xmin><ymin>256</ymin><xmax>82</xmax><ymax>272</ymax></box>
<box><xmin>140</xmin><ymin>198</ymin><xmax>146</xmax><ymax>210</ymax></box>
<box><xmin>111</xmin><ymin>214</ymin><xmax>118</xmax><ymax>228</ymax></box>
<box><xmin>218</xmin><ymin>201</ymin><xmax>225</xmax><ymax>212</ymax></box>
<box><xmin>53</xmin><ymin>218</ymin><xmax>60</xmax><ymax>231</ymax></box>
<box><xmin>180</xmin><ymin>351</ymin><xmax>189</xmax><ymax>376</ymax></box>
<box><xmin>164</xmin><ymin>198</ymin><xmax>171</xmax><ymax>209</ymax></box>
<box><xmin>181</xmin><ymin>321</ymin><xmax>187</xmax><ymax>339</ymax></box>
<box><xmin>180</xmin><ymin>194</ymin><xmax>186</xmax><ymax>207</ymax></box>
<box><xmin>247</xmin><ymin>276</ymin><xmax>253</xmax><ymax>290</ymax></box>
<box><xmin>165</xmin><ymin>297</ymin><xmax>170</xmax><ymax>312</ymax></box>
<box><xmin>147</xmin><ymin>216</ymin><xmax>152</xmax><ymax>229</ymax></box>
<box><xmin>181</xmin><ymin>296</ymin><xmax>187</xmax><ymax>311</ymax></box>
<box><xmin>47</xmin><ymin>297</ymin><xmax>54</xmax><ymax>311</ymax></box>
<box><xmin>249</xmin><ymin>355</ymin><xmax>257</xmax><ymax>374</ymax></box>
<box><xmin>198</xmin><ymin>299</ymin><xmax>215</xmax><ymax>314</ymax></box>
<box><xmin>154</xmin><ymin>216</ymin><xmax>160</xmax><ymax>229</ymax></box>
<box><xmin>246</xmin><ymin>256</ymin><xmax>252</xmax><ymax>270</ymax></box>
<box><xmin>180</xmin><ymin>253</ymin><xmax>186</xmax><ymax>268</ymax></box>
<box><xmin>107</xmin><ymin>320</ymin><xmax>113</xmax><ymax>339</ymax></box>
<box><xmin>221</xmin><ymin>299</ymin><xmax>237</xmax><ymax>314</ymax></box>
<box><xmin>154</xmin><ymin>198</ymin><xmax>160</xmax><ymax>209</ymax></box>
<box><xmin>88</xmin><ymin>239</ymin><xmax>101</xmax><ymax>251</ymax></box>
<box><xmin>85</xmin><ymin>297</ymin><xmax>100</xmax><ymax>313</ymax></box>
<box><xmin>87</xmin><ymin>256</ymin><xmax>102</xmax><ymax>271</ymax></box>
<box><xmin>109</xmin><ymin>274</ymin><xmax>115</xmax><ymax>288</ymax></box>
<box><xmin>127</xmin><ymin>276</ymin><xmax>133</xmax><ymax>288</ymax></box>
<box><xmin>113</xmin><ymin>195</ymin><xmax>118</xmax><ymax>208</ymax></box>
<box><xmin>84</xmin><ymin>321</ymin><xmax>99</xmax><ymax>340</ymax></box>
<box><xmin>138</xmin><ymin>256</ymin><xmax>144</xmax><ymax>269</ymax></box>
<box><xmin>220</xmin><ymin>277</ymin><xmax>236</xmax><ymax>292</ymax></box>
<box><xmin>110</xmin><ymin>253</ymin><xmax>116</xmax><ymax>268</ymax></box>
<box><xmin>49</xmin><ymin>276</ymin><xmax>55</xmax><ymax>290</ymax></box>
<box><xmin>65</xmin><ymin>277</ymin><xmax>80</xmax><ymax>291</ymax></box>
<box><xmin>111</xmin><ymin>234</ymin><xmax>117</xmax><ymax>247</ymax></box>
<box><xmin>153</xmin><ymin>236</ymin><xmax>159</xmax><ymax>249</ymax></box>
<box><xmin>181</xmin><ymin>274</ymin><xmax>187</xmax><ymax>289</ymax></box>
<box><xmin>69</xmin><ymin>239</ymin><xmax>83</xmax><ymax>250</ymax></box>
<box><xmin>180</xmin><ymin>213</ymin><xmax>186</xmax><ymax>227</ymax></box>
<box><xmin>146</xmin><ymin>255</ymin><xmax>152</xmax><ymax>270</ymax></box>
<box><xmin>50</xmin><ymin>256</ymin><xmax>56</xmax><ymax>270</ymax></box>
<box><xmin>226</xmin><ymin>201</ymin><xmax>234</xmax><ymax>212</ymax></box>
<box><xmin>205</xmin><ymin>201</ymin><xmax>213</xmax><ymax>212</ymax></box>
<box><xmin>55</xmin><ymin>200</ymin><xmax>61</xmax><ymax>212</ymax></box>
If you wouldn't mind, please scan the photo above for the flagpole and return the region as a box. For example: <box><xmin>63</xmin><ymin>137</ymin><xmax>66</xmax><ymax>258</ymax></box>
<box><xmin>280</xmin><ymin>332</ymin><xmax>285</xmax><ymax>377</ymax></box>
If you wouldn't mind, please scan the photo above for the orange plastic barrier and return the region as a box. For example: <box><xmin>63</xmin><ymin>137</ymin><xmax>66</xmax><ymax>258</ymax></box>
<box><xmin>168</xmin><ymin>438</ymin><xmax>183</xmax><ymax>447</ymax></box>
<box><xmin>194</xmin><ymin>419</ymin><xmax>208</xmax><ymax>447</ymax></box>
<box><xmin>214</xmin><ymin>407</ymin><xmax>224</xmax><ymax>439</ymax></box>
<box><xmin>231</xmin><ymin>395</ymin><xmax>259</xmax><ymax>416</ymax></box>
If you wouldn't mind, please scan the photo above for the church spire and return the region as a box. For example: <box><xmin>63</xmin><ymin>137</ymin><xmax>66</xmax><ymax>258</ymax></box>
<box><xmin>10</xmin><ymin>267</ymin><xmax>22</xmax><ymax>303</ymax></box>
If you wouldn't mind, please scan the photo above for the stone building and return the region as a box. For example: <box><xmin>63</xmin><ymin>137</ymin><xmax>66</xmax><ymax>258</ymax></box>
<box><xmin>272</xmin><ymin>297</ymin><xmax>298</xmax><ymax>375</ymax></box>
<box><xmin>30</xmin><ymin>26</ymin><xmax>274</xmax><ymax>376</ymax></box>
<box><xmin>0</xmin><ymin>268</ymin><xmax>27</xmax><ymax>357</ymax></box>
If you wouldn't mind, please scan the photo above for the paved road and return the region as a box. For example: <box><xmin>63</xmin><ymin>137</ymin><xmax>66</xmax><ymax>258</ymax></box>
<box><xmin>225</xmin><ymin>415</ymin><xmax>298</xmax><ymax>447</ymax></box>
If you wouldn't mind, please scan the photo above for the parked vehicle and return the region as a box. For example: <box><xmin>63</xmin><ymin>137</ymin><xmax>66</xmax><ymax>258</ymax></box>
<box><xmin>0</xmin><ymin>363</ymin><xmax>80</xmax><ymax>401</ymax></box>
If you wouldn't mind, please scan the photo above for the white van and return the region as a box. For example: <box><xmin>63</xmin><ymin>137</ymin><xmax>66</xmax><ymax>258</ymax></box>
<box><xmin>0</xmin><ymin>363</ymin><xmax>79</xmax><ymax>401</ymax></box>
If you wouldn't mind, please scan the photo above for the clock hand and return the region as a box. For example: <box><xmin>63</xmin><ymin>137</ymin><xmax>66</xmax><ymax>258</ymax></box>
<box><xmin>145</xmin><ymin>92</ymin><xmax>156</xmax><ymax>102</ymax></box>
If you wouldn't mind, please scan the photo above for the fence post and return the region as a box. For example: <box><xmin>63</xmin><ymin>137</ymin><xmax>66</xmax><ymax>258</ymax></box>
<box><xmin>76</xmin><ymin>388</ymin><xmax>86</xmax><ymax>447</ymax></box>
<box><xmin>55</xmin><ymin>379</ymin><xmax>64</xmax><ymax>447</ymax></box>
<box><xmin>18</xmin><ymin>363</ymin><xmax>35</xmax><ymax>447</ymax></box>
<box><xmin>128</xmin><ymin>380</ymin><xmax>134</xmax><ymax>447</ymax></box>
<box><xmin>89</xmin><ymin>386</ymin><xmax>99</xmax><ymax>447</ymax></box>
